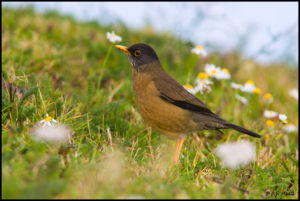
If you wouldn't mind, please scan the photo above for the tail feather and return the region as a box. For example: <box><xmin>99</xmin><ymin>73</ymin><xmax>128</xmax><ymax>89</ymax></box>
<box><xmin>224</xmin><ymin>123</ymin><xmax>261</xmax><ymax>138</ymax></box>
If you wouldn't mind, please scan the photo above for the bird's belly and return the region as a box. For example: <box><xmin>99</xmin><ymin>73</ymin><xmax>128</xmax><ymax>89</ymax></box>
<box><xmin>135</xmin><ymin>91</ymin><xmax>194</xmax><ymax>137</ymax></box>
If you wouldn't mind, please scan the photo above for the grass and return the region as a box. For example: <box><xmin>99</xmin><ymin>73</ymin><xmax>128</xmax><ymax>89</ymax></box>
<box><xmin>2</xmin><ymin>7</ymin><xmax>298</xmax><ymax>199</ymax></box>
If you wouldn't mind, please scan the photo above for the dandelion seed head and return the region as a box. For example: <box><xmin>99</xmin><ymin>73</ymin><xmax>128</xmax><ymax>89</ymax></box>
<box><xmin>289</xmin><ymin>88</ymin><xmax>298</xmax><ymax>100</ymax></box>
<box><xmin>215</xmin><ymin>140</ymin><xmax>256</xmax><ymax>169</ymax></box>
<box><xmin>32</xmin><ymin>124</ymin><xmax>71</xmax><ymax>143</ymax></box>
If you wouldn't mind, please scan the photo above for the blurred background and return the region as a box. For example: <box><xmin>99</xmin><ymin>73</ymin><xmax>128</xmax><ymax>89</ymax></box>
<box><xmin>3</xmin><ymin>2</ymin><xmax>298</xmax><ymax>65</ymax></box>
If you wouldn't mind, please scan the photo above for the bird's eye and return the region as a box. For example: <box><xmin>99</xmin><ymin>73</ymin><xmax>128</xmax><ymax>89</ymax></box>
<box><xmin>134</xmin><ymin>50</ymin><xmax>141</xmax><ymax>57</ymax></box>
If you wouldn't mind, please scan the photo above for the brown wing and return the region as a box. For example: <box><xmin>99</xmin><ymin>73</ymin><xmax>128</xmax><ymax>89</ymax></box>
<box><xmin>153</xmin><ymin>70</ymin><xmax>217</xmax><ymax>116</ymax></box>
<box><xmin>153</xmin><ymin>70</ymin><xmax>261</xmax><ymax>138</ymax></box>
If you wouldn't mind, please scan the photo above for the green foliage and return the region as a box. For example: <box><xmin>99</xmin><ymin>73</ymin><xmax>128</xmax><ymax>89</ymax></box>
<box><xmin>2</xmin><ymin>7</ymin><xmax>298</xmax><ymax>199</ymax></box>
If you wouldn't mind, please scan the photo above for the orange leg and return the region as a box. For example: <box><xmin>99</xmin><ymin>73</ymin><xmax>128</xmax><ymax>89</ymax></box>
<box><xmin>173</xmin><ymin>138</ymin><xmax>185</xmax><ymax>164</ymax></box>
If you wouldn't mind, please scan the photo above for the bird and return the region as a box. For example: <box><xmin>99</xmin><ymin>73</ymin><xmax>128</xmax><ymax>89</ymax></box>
<box><xmin>115</xmin><ymin>43</ymin><xmax>261</xmax><ymax>164</ymax></box>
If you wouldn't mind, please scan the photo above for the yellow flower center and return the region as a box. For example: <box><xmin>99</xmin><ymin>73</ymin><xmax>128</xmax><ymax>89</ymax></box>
<box><xmin>222</xmin><ymin>68</ymin><xmax>230</xmax><ymax>74</ymax></box>
<box><xmin>196</xmin><ymin>45</ymin><xmax>204</xmax><ymax>50</ymax></box>
<box><xmin>264</xmin><ymin>93</ymin><xmax>273</xmax><ymax>99</ymax></box>
<box><xmin>185</xmin><ymin>84</ymin><xmax>193</xmax><ymax>89</ymax></box>
<box><xmin>197</xmin><ymin>72</ymin><xmax>209</xmax><ymax>79</ymax></box>
<box><xmin>211</xmin><ymin>70</ymin><xmax>217</xmax><ymax>74</ymax></box>
<box><xmin>266</xmin><ymin>120</ymin><xmax>274</xmax><ymax>127</ymax></box>
<box><xmin>245</xmin><ymin>80</ymin><xmax>254</xmax><ymax>85</ymax></box>
<box><xmin>253</xmin><ymin>88</ymin><xmax>262</xmax><ymax>94</ymax></box>
<box><xmin>45</xmin><ymin>116</ymin><xmax>52</xmax><ymax>121</ymax></box>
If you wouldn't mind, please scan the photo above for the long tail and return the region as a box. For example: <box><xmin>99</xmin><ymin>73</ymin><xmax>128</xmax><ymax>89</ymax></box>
<box><xmin>224</xmin><ymin>123</ymin><xmax>261</xmax><ymax>138</ymax></box>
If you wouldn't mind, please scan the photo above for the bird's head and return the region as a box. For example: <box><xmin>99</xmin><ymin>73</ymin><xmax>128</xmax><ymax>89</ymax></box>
<box><xmin>116</xmin><ymin>43</ymin><xmax>160</xmax><ymax>70</ymax></box>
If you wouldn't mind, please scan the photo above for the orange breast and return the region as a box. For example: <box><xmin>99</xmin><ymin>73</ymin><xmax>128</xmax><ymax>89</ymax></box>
<box><xmin>132</xmin><ymin>72</ymin><xmax>196</xmax><ymax>138</ymax></box>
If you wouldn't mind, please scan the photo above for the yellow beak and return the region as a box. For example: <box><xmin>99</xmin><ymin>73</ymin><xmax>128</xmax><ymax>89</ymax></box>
<box><xmin>115</xmin><ymin>45</ymin><xmax>130</xmax><ymax>55</ymax></box>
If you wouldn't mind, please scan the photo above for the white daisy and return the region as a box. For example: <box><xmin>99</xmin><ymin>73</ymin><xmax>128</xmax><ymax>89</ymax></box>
<box><xmin>231</xmin><ymin>82</ymin><xmax>242</xmax><ymax>90</ymax></box>
<box><xmin>184</xmin><ymin>84</ymin><xmax>197</xmax><ymax>95</ymax></box>
<box><xmin>279</xmin><ymin>114</ymin><xmax>288</xmax><ymax>123</ymax></box>
<box><xmin>235</xmin><ymin>94</ymin><xmax>248</xmax><ymax>104</ymax></box>
<box><xmin>214</xmin><ymin>68</ymin><xmax>231</xmax><ymax>80</ymax></box>
<box><xmin>204</xmin><ymin>64</ymin><xmax>230</xmax><ymax>80</ymax></box>
<box><xmin>263</xmin><ymin>110</ymin><xmax>278</xmax><ymax>119</ymax></box>
<box><xmin>263</xmin><ymin>93</ymin><xmax>274</xmax><ymax>103</ymax></box>
<box><xmin>283</xmin><ymin>123</ymin><xmax>297</xmax><ymax>133</ymax></box>
<box><xmin>194</xmin><ymin>73</ymin><xmax>213</xmax><ymax>94</ymax></box>
<box><xmin>106</xmin><ymin>31</ymin><xmax>122</xmax><ymax>43</ymax></box>
<box><xmin>194</xmin><ymin>79</ymin><xmax>212</xmax><ymax>94</ymax></box>
<box><xmin>204</xmin><ymin>64</ymin><xmax>221</xmax><ymax>77</ymax></box>
<box><xmin>191</xmin><ymin>45</ymin><xmax>208</xmax><ymax>57</ymax></box>
<box><xmin>240</xmin><ymin>80</ymin><xmax>256</xmax><ymax>93</ymax></box>
<box><xmin>39</xmin><ymin>114</ymin><xmax>57</xmax><ymax>127</ymax></box>
<box><xmin>215</xmin><ymin>140</ymin><xmax>256</xmax><ymax>169</ymax></box>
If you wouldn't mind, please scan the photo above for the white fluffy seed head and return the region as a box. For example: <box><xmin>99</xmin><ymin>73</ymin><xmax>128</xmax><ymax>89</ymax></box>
<box><xmin>32</xmin><ymin>124</ymin><xmax>71</xmax><ymax>143</ymax></box>
<box><xmin>215</xmin><ymin>140</ymin><xmax>256</xmax><ymax>169</ymax></box>
<box><xmin>289</xmin><ymin>88</ymin><xmax>298</xmax><ymax>100</ymax></box>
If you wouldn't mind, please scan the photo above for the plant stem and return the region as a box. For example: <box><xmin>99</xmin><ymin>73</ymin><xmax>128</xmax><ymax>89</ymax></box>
<box><xmin>97</xmin><ymin>44</ymin><xmax>113</xmax><ymax>90</ymax></box>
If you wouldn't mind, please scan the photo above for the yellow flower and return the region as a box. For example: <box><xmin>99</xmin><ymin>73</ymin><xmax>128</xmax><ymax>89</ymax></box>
<box><xmin>264</xmin><ymin>93</ymin><xmax>273</xmax><ymax>99</ymax></box>
<box><xmin>40</xmin><ymin>114</ymin><xmax>57</xmax><ymax>127</ymax></box>
<box><xmin>191</xmin><ymin>45</ymin><xmax>207</xmax><ymax>56</ymax></box>
<box><xmin>222</xmin><ymin>68</ymin><xmax>230</xmax><ymax>74</ymax></box>
<box><xmin>184</xmin><ymin>84</ymin><xmax>193</xmax><ymax>89</ymax></box>
<box><xmin>245</xmin><ymin>80</ymin><xmax>254</xmax><ymax>85</ymax></box>
<box><xmin>263</xmin><ymin>93</ymin><xmax>273</xmax><ymax>103</ymax></box>
<box><xmin>253</xmin><ymin>87</ymin><xmax>262</xmax><ymax>94</ymax></box>
<box><xmin>197</xmin><ymin>72</ymin><xmax>209</xmax><ymax>80</ymax></box>
<box><xmin>184</xmin><ymin>84</ymin><xmax>197</xmax><ymax>95</ymax></box>
<box><xmin>45</xmin><ymin>116</ymin><xmax>52</xmax><ymax>121</ymax></box>
<box><xmin>196</xmin><ymin>45</ymin><xmax>204</xmax><ymax>50</ymax></box>
<box><xmin>266</xmin><ymin>120</ymin><xmax>274</xmax><ymax>127</ymax></box>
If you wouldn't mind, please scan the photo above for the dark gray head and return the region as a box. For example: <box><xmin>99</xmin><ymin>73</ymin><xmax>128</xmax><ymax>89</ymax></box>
<box><xmin>116</xmin><ymin>43</ymin><xmax>160</xmax><ymax>70</ymax></box>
